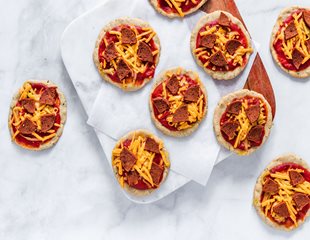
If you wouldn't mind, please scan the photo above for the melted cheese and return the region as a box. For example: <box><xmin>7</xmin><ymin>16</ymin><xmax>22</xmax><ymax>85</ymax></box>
<box><xmin>112</xmin><ymin>135</ymin><xmax>170</xmax><ymax>188</ymax></box>
<box><xmin>276</xmin><ymin>12</ymin><xmax>310</xmax><ymax>63</ymax></box>
<box><xmin>261</xmin><ymin>169</ymin><xmax>310</xmax><ymax>227</ymax></box>
<box><xmin>100</xmin><ymin>26</ymin><xmax>158</xmax><ymax>86</ymax></box>
<box><xmin>196</xmin><ymin>24</ymin><xmax>253</xmax><ymax>68</ymax></box>
<box><xmin>10</xmin><ymin>82</ymin><xmax>59</xmax><ymax>142</ymax></box>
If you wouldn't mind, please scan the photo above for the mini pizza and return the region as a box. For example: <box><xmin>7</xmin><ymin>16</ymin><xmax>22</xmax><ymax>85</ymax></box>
<box><xmin>253</xmin><ymin>154</ymin><xmax>310</xmax><ymax>231</ymax></box>
<box><xmin>93</xmin><ymin>18</ymin><xmax>161</xmax><ymax>91</ymax></box>
<box><xmin>8</xmin><ymin>80</ymin><xmax>66</xmax><ymax>151</ymax></box>
<box><xmin>149</xmin><ymin>68</ymin><xmax>207</xmax><ymax>137</ymax></box>
<box><xmin>191</xmin><ymin>11</ymin><xmax>253</xmax><ymax>80</ymax></box>
<box><xmin>213</xmin><ymin>89</ymin><xmax>272</xmax><ymax>155</ymax></box>
<box><xmin>270</xmin><ymin>7</ymin><xmax>310</xmax><ymax>78</ymax></box>
<box><xmin>149</xmin><ymin>0</ymin><xmax>208</xmax><ymax>18</ymax></box>
<box><xmin>112</xmin><ymin>130</ymin><xmax>170</xmax><ymax>196</ymax></box>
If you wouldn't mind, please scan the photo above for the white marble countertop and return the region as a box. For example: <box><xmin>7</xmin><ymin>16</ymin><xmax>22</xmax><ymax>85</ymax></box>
<box><xmin>1</xmin><ymin>0</ymin><xmax>309</xmax><ymax>239</ymax></box>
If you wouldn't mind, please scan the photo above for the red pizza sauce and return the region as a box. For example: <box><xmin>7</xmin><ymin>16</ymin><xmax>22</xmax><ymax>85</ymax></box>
<box><xmin>220</xmin><ymin>96</ymin><xmax>267</xmax><ymax>151</ymax></box>
<box><xmin>196</xmin><ymin>20</ymin><xmax>249</xmax><ymax>71</ymax></box>
<box><xmin>98</xmin><ymin>25</ymin><xmax>158</xmax><ymax>85</ymax></box>
<box><xmin>158</xmin><ymin>0</ymin><xmax>203</xmax><ymax>14</ymax></box>
<box><xmin>273</xmin><ymin>9</ymin><xmax>310</xmax><ymax>71</ymax></box>
<box><xmin>261</xmin><ymin>163</ymin><xmax>310</xmax><ymax>228</ymax></box>
<box><xmin>12</xmin><ymin>83</ymin><xmax>61</xmax><ymax>149</ymax></box>
<box><xmin>151</xmin><ymin>74</ymin><xmax>205</xmax><ymax>131</ymax></box>
<box><xmin>121</xmin><ymin>139</ymin><xmax>164</xmax><ymax>190</ymax></box>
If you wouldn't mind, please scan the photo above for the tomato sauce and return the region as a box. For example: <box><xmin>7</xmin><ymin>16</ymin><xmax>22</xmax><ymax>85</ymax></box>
<box><xmin>12</xmin><ymin>83</ymin><xmax>61</xmax><ymax>149</ymax></box>
<box><xmin>220</xmin><ymin>96</ymin><xmax>267</xmax><ymax>151</ymax></box>
<box><xmin>158</xmin><ymin>0</ymin><xmax>203</xmax><ymax>14</ymax></box>
<box><xmin>261</xmin><ymin>163</ymin><xmax>310</xmax><ymax>227</ymax></box>
<box><xmin>121</xmin><ymin>139</ymin><xmax>164</xmax><ymax>190</ymax></box>
<box><xmin>98</xmin><ymin>25</ymin><xmax>158</xmax><ymax>85</ymax></box>
<box><xmin>196</xmin><ymin>20</ymin><xmax>249</xmax><ymax>71</ymax></box>
<box><xmin>273</xmin><ymin>9</ymin><xmax>310</xmax><ymax>71</ymax></box>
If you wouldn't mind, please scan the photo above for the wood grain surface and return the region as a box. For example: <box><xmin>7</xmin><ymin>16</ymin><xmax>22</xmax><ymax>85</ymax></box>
<box><xmin>201</xmin><ymin>0</ymin><xmax>276</xmax><ymax>119</ymax></box>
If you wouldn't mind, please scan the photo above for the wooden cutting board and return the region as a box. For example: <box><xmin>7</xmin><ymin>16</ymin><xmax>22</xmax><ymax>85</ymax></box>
<box><xmin>201</xmin><ymin>0</ymin><xmax>276</xmax><ymax>119</ymax></box>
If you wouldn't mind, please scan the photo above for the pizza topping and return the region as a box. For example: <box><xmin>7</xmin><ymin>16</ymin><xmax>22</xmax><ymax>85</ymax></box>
<box><xmin>144</xmin><ymin>137</ymin><xmax>160</xmax><ymax>154</ymax></box>
<box><xmin>220</xmin><ymin>96</ymin><xmax>268</xmax><ymax>151</ymax></box>
<box><xmin>226</xmin><ymin>39</ymin><xmax>242</xmax><ymax>55</ymax></box>
<box><xmin>260</xmin><ymin>162</ymin><xmax>310</xmax><ymax>227</ymax></box>
<box><xmin>218</xmin><ymin>12</ymin><xmax>230</xmax><ymax>27</ymax></box>
<box><xmin>121</xmin><ymin>27</ymin><xmax>137</xmax><ymax>45</ymax></box>
<box><xmin>103</xmin><ymin>42</ymin><xmax>118</xmax><ymax>62</ymax></box>
<box><xmin>289</xmin><ymin>170</ymin><xmax>305</xmax><ymax>186</ymax></box>
<box><xmin>157</xmin><ymin>0</ymin><xmax>204</xmax><ymax>17</ymax></box>
<box><xmin>127</xmin><ymin>170</ymin><xmax>139</xmax><ymax>187</ymax></box>
<box><xmin>303</xmin><ymin>10</ymin><xmax>310</xmax><ymax>28</ymax></box>
<box><xmin>21</xmin><ymin>99</ymin><xmax>35</xmax><ymax>114</ymax></box>
<box><xmin>112</xmin><ymin>133</ymin><xmax>169</xmax><ymax>190</ymax></box>
<box><xmin>200</xmin><ymin>34</ymin><xmax>217</xmax><ymax>49</ymax></box>
<box><xmin>273</xmin><ymin>202</ymin><xmax>290</xmax><ymax>219</ymax></box>
<box><xmin>39</xmin><ymin>87</ymin><xmax>57</xmax><ymax>105</ymax></box>
<box><xmin>172</xmin><ymin>105</ymin><xmax>189</xmax><ymax>123</ymax></box>
<box><xmin>210</xmin><ymin>51</ymin><xmax>227</xmax><ymax>67</ymax></box>
<box><xmin>227</xmin><ymin>101</ymin><xmax>242</xmax><ymax>115</ymax></box>
<box><xmin>292</xmin><ymin>48</ymin><xmax>305</xmax><ymax>69</ymax></box>
<box><xmin>284</xmin><ymin>21</ymin><xmax>298</xmax><ymax>40</ymax></box>
<box><xmin>150</xmin><ymin>162</ymin><xmax>164</xmax><ymax>185</ymax></box>
<box><xmin>293</xmin><ymin>193</ymin><xmax>310</xmax><ymax>210</ymax></box>
<box><xmin>263</xmin><ymin>178</ymin><xmax>279</xmax><ymax>195</ymax></box>
<box><xmin>166</xmin><ymin>75</ymin><xmax>179</xmax><ymax>95</ymax></box>
<box><xmin>184</xmin><ymin>85</ymin><xmax>200</xmax><ymax>102</ymax></box>
<box><xmin>153</xmin><ymin>97</ymin><xmax>169</xmax><ymax>114</ymax></box>
<box><xmin>221</xmin><ymin>121</ymin><xmax>239</xmax><ymax>140</ymax></box>
<box><xmin>273</xmin><ymin>9</ymin><xmax>310</xmax><ymax>72</ymax></box>
<box><xmin>137</xmin><ymin>42</ymin><xmax>154</xmax><ymax>63</ymax></box>
<box><xmin>247</xmin><ymin>125</ymin><xmax>264</xmax><ymax>144</ymax></box>
<box><xmin>306</xmin><ymin>39</ymin><xmax>310</xmax><ymax>53</ymax></box>
<box><xmin>18</xmin><ymin>118</ymin><xmax>37</xmax><ymax>135</ymax></box>
<box><xmin>40</xmin><ymin>114</ymin><xmax>56</xmax><ymax>133</ymax></box>
<box><xmin>116</xmin><ymin>59</ymin><xmax>132</xmax><ymax>80</ymax></box>
<box><xmin>120</xmin><ymin>147</ymin><xmax>137</xmax><ymax>172</ymax></box>
<box><xmin>245</xmin><ymin>104</ymin><xmax>260</xmax><ymax>123</ymax></box>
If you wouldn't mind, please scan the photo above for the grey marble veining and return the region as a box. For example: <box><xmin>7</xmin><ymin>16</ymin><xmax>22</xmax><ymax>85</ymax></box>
<box><xmin>1</xmin><ymin>0</ymin><xmax>310</xmax><ymax>239</ymax></box>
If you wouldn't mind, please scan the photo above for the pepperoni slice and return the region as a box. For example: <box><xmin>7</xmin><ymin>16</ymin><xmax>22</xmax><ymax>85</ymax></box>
<box><xmin>137</xmin><ymin>42</ymin><xmax>153</xmax><ymax>63</ymax></box>
<box><xmin>292</xmin><ymin>48</ymin><xmax>305</xmax><ymax>69</ymax></box>
<box><xmin>166</xmin><ymin>75</ymin><xmax>179</xmax><ymax>95</ymax></box>
<box><xmin>39</xmin><ymin>88</ymin><xmax>57</xmax><ymax>106</ymax></box>
<box><xmin>120</xmin><ymin>148</ymin><xmax>137</xmax><ymax>172</ymax></box>
<box><xmin>20</xmin><ymin>98</ymin><xmax>35</xmax><ymax>114</ymax></box>
<box><xmin>18</xmin><ymin>118</ymin><xmax>37</xmax><ymax>135</ymax></box>
<box><xmin>245</xmin><ymin>104</ymin><xmax>260</xmax><ymax>123</ymax></box>
<box><xmin>144</xmin><ymin>137</ymin><xmax>160</xmax><ymax>154</ymax></box>
<box><xmin>247</xmin><ymin>125</ymin><xmax>264</xmax><ymax>143</ymax></box>
<box><xmin>150</xmin><ymin>162</ymin><xmax>164</xmax><ymax>185</ymax></box>
<box><xmin>273</xmin><ymin>202</ymin><xmax>290</xmax><ymax>218</ymax></box>
<box><xmin>127</xmin><ymin>170</ymin><xmax>139</xmax><ymax>187</ymax></box>
<box><xmin>303</xmin><ymin>10</ymin><xmax>310</xmax><ymax>29</ymax></box>
<box><xmin>121</xmin><ymin>27</ymin><xmax>137</xmax><ymax>45</ymax></box>
<box><xmin>218</xmin><ymin>12</ymin><xmax>230</xmax><ymax>27</ymax></box>
<box><xmin>153</xmin><ymin>97</ymin><xmax>169</xmax><ymax>114</ymax></box>
<box><xmin>40</xmin><ymin>114</ymin><xmax>56</xmax><ymax>133</ymax></box>
<box><xmin>116</xmin><ymin>59</ymin><xmax>131</xmax><ymax>80</ymax></box>
<box><xmin>221</xmin><ymin>121</ymin><xmax>239</xmax><ymax>139</ymax></box>
<box><xmin>289</xmin><ymin>170</ymin><xmax>305</xmax><ymax>186</ymax></box>
<box><xmin>172</xmin><ymin>105</ymin><xmax>189</xmax><ymax>123</ymax></box>
<box><xmin>227</xmin><ymin>101</ymin><xmax>242</xmax><ymax>115</ymax></box>
<box><xmin>184</xmin><ymin>85</ymin><xmax>200</xmax><ymax>102</ymax></box>
<box><xmin>292</xmin><ymin>193</ymin><xmax>310</xmax><ymax>210</ymax></box>
<box><xmin>226</xmin><ymin>39</ymin><xmax>242</xmax><ymax>55</ymax></box>
<box><xmin>263</xmin><ymin>178</ymin><xmax>279</xmax><ymax>195</ymax></box>
<box><xmin>103</xmin><ymin>42</ymin><xmax>118</xmax><ymax>62</ymax></box>
<box><xmin>210</xmin><ymin>51</ymin><xmax>227</xmax><ymax>67</ymax></box>
<box><xmin>200</xmin><ymin>34</ymin><xmax>217</xmax><ymax>49</ymax></box>
<box><xmin>284</xmin><ymin>21</ymin><xmax>298</xmax><ymax>40</ymax></box>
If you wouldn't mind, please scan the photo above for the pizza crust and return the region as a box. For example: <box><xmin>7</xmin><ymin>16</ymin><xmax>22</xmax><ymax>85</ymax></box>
<box><xmin>149</xmin><ymin>67</ymin><xmax>208</xmax><ymax>137</ymax></box>
<box><xmin>190</xmin><ymin>10</ymin><xmax>252</xmax><ymax>80</ymax></box>
<box><xmin>112</xmin><ymin>129</ymin><xmax>170</xmax><ymax>196</ymax></box>
<box><xmin>93</xmin><ymin>17</ymin><xmax>161</xmax><ymax>91</ymax></box>
<box><xmin>149</xmin><ymin>0</ymin><xmax>208</xmax><ymax>18</ymax></box>
<box><xmin>270</xmin><ymin>6</ymin><xmax>310</xmax><ymax>78</ymax></box>
<box><xmin>8</xmin><ymin>80</ymin><xmax>67</xmax><ymax>151</ymax></box>
<box><xmin>213</xmin><ymin>89</ymin><xmax>272</xmax><ymax>155</ymax></box>
<box><xmin>253</xmin><ymin>153</ymin><xmax>310</xmax><ymax>231</ymax></box>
